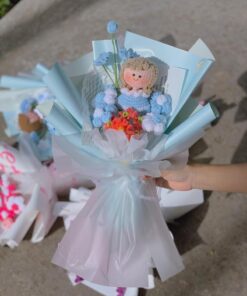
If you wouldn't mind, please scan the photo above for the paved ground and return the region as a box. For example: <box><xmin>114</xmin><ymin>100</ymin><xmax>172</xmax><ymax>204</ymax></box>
<box><xmin>0</xmin><ymin>0</ymin><xmax>247</xmax><ymax>295</ymax></box>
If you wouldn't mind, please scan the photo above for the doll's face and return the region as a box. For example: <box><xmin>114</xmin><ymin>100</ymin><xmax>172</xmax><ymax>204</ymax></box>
<box><xmin>123</xmin><ymin>67</ymin><xmax>154</xmax><ymax>90</ymax></box>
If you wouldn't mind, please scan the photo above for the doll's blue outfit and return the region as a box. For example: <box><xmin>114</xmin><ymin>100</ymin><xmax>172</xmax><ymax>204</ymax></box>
<box><xmin>117</xmin><ymin>88</ymin><xmax>151</xmax><ymax>113</ymax></box>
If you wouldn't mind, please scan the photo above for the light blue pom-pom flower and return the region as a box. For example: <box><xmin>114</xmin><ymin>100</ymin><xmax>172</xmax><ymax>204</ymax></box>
<box><xmin>150</xmin><ymin>101</ymin><xmax>162</xmax><ymax>113</ymax></box>
<box><xmin>94</xmin><ymin>92</ymin><xmax>105</xmax><ymax>108</ymax></box>
<box><xmin>119</xmin><ymin>48</ymin><xmax>140</xmax><ymax>62</ymax></box>
<box><xmin>101</xmin><ymin>112</ymin><xmax>112</xmax><ymax>123</ymax></box>
<box><xmin>151</xmin><ymin>92</ymin><xmax>172</xmax><ymax>115</ymax></box>
<box><xmin>105</xmin><ymin>104</ymin><xmax>117</xmax><ymax>113</ymax></box>
<box><xmin>162</xmin><ymin>94</ymin><xmax>172</xmax><ymax>114</ymax></box>
<box><xmin>92</xmin><ymin>117</ymin><xmax>103</xmax><ymax>128</ymax></box>
<box><xmin>20</xmin><ymin>98</ymin><xmax>38</xmax><ymax>113</ymax></box>
<box><xmin>94</xmin><ymin>52</ymin><xmax>114</xmax><ymax>66</ymax></box>
<box><xmin>107</xmin><ymin>20</ymin><xmax>118</xmax><ymax>34</ymax></box>
<box><xmin>152</xmin><ymin>114</ymin><xmax>166</xmax><ymax>124</ymax></box>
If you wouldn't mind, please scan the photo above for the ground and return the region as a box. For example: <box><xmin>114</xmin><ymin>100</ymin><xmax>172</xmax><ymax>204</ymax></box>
<box><xmin>0</xmin><ymin>0</ymin><xmax>247</xmax><ymax>295</ymax></box>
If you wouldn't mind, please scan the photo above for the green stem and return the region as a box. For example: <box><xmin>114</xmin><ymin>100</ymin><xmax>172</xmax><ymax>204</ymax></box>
<box><xmin>114</xmin><ymin>38</ymin><xmax>121</xmax><ymax>74</ymax></box>
<box><xmin>112</xmin><ymin>38</ymin><xmax>119</xmax><ymax>89</ymax></box>
<box><xmin>102</xmin><ymin>65</ymin><xmax>115</xmax><ymax>85</ymax></box>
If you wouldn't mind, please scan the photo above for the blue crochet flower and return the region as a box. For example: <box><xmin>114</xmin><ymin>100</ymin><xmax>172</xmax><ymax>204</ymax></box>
<box><xmin>105</xmin><ymin>104</ymin><xmax>118</xmax><ymax>113</ymax></box>
<box><xmin>94</xmin><ymin>92</ymin><xmax>105</xmax><ymax>108</ymax></box>
<box><xmin>107</xmin><ymin>20</ymin><xmax>118</xmax><ymax>34</ymax></box>
<box><xmin>150</xmin><ymin>92</ymin><xmax>172</xmax><ymax>115</ymax></box>
<box><xmin>94</xmin><ymin>52</ymin><xmax>114</xmax><ymax>66</ymax></box>
<box><xmin>20</xmin><ymin>98</ymin><xmax>38</xmax><ymax>113</ymax></box>
<box><xmin>161</xmin><ymin>94</ymin><xmax>172</xmax><ymax>114</ymax></box>
<box><xmin>92</xmin><ymin>86</ymin><xmax>118</xmax><ymax>127</ymax></box>
<box><xmin>92</xmin><ymin>117</ymin><xmax>103</xmax><ymax>128</ymax></box>
<box><xmin>150</xmin><ymin>101</ymin><xmax>162</xmax><ymax>113</ymax></box>
<box><xmin>101</xmin><ymin>112</ymin><xmax>112</xmax><ymax>123</ymax></box>
<box><xmin>119</xmin><ymin>48</ymin><xmax>140</xmax><ymax>62</ymax></box>
<box><xmin>152</xmin><ymin>114</ymin><xmax>166</xmax><ymax>124</ymax></box>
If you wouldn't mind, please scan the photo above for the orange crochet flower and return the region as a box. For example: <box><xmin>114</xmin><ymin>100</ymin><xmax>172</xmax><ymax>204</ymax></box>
<box><xmin>104</xmin><ymin>108</ymin><xmax>143</xmax><ymax>140</ymax></box>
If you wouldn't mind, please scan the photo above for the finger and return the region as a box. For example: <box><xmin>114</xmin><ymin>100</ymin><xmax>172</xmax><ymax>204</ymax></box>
<box><xmin>155</xmin><ymin>178</ymin><xmax>172</xmax><ymax>189</ymax></box>
<box><xmin>168</xmin><ymin>181</ymin><xmax>191</xmax><ymax>191</ymax></box>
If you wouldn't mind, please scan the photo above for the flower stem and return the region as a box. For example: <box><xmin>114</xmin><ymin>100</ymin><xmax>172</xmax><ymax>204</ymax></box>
<box><xmin>102</xmin><ymin>65</ymin><xmax>115</xmax><ymax>85</ymax></box>
<box><xmin>112</xmin><ymin>38</ymin><xmax>119</xmax><ymax>89</ymax></box>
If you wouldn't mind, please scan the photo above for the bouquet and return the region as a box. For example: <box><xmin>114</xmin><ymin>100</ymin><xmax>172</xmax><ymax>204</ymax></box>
<box><xmin>0</xmin><ymin>84</ymin><xmax>54</xmax><ymax>162</ymax></box>
<box><xmin>2</xmin><ymin>20</ymin><xmax>218</xmax><ymax>289</ymax></box>
<box><xmin>0</xmin><ymin>137</ymin><xmax>57</xmax><ymax>247</ymax></box>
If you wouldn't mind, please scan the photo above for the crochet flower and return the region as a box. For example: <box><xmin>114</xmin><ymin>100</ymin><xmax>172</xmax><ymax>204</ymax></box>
<box><xmin>104</xmin><ymin>108</ymin><xmax>143</xmax><ymax>140</ymax></box>
<box><xmin>20</xmin><ymin>98</ymin><xmax>38</xmax><ymax>113</ymax></box>
<box><xmin>92</xmin><ymin>86</ymin><xmax>118</xmax><ymax>128</ymax></box>
<box><xmin>119</xmin><ymin>48</ymin><xmax>140</xmax><ymax>62</ymax></box>
<box><xmin>142</xmin><ymin>92</ymin><xmax>172</xmax><ymax>135</ymax></box>
<box><xmin>150</xmin><ymin>92</ymin><xmax>172</xmax><ymax>115</ymax></box>
<box><xmin>94</xmin><ymin>52</ymin><xmax>115</xmax><ymax>66</ymax></box>
<box><xmin>107</xmin><ymin>20</ymin><xmax>118</xmax><ymax>34</ymax></box>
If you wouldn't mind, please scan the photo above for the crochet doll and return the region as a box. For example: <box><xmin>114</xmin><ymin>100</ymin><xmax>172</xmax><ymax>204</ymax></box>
<box><xmin>118</xmin><ymin>57</ymin><xmax>172</xmax><ymax>135</ymax></box>
<box><xmin>18</xmin><ymin>98</ymin><xmax>52</xmax><ymax>162</ymax></box>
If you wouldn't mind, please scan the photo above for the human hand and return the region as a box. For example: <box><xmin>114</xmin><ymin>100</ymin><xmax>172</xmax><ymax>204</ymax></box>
<box><xmin>156</xmin><ymin>165</ymin><xmax>194</xmax><ymax>191</ymax></box>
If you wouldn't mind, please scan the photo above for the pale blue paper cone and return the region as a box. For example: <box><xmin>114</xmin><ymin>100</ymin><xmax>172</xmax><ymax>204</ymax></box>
<box><xmin>0</xmin><ymin>76</ymin><xmax>45</xmax><ymax>89</ymax></box>
<box><xmin>38</xmin><ymin>102</ymin><xmax>81</xmax><ymax>136</ymax></box>
<box><xmin>153</xmin><ymin>103</ymin><xmax>219</xmax><ymax>159</ymax></box>
<box><xmin>42</xmin><ymin>64</ymin><xmax>84</xmax><ymax>127</ymax></box>
<box><xmin>32</xmin><ymin>64</ymin><xmax>49</xmax><ymax>78</ymax></box>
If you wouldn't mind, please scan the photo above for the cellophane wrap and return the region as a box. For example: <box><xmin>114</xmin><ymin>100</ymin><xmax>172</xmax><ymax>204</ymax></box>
<box><xmin>51</xmin><ymin>127</ymin><xmax>189</xmax><ymax>287</ymax></box>
<box><xmin>0</xmin><ymin>136</ymin><xmax>57</xmax><ymax>248</ymax></box>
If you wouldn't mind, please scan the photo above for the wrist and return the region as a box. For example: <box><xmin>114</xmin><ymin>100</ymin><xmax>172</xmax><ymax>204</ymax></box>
<box><xmin>187</xmin><ymin>164</ymin><xmax>201</xmax><ymax>190</ymax></box>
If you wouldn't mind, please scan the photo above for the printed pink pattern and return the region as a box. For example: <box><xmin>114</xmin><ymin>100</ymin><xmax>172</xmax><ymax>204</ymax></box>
<box><xmin>116</xmin><ymin>287</ymin><xmax>126</xmax><ymax>296</ymax></box>
<box><xmin>0</xmin><ymin>149</ymin><xmax>21</xmax><ymax>174</ymax></box>
<box><xmin>0</xmin><ymin>175</ymin><xmax>25</xmax><ymax>229</ymax></box>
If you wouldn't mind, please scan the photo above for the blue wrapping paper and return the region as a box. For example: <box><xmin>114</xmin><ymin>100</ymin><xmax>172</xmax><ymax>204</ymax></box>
<box><xmin>42</xmin><ymin>64</ymin><xmax>84</xmax><ymax>126</ymax></box>
<box><xmin>0</xmin><ymin>76</ymin><xmax>45</xmax><ymax>89</ymax></box>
